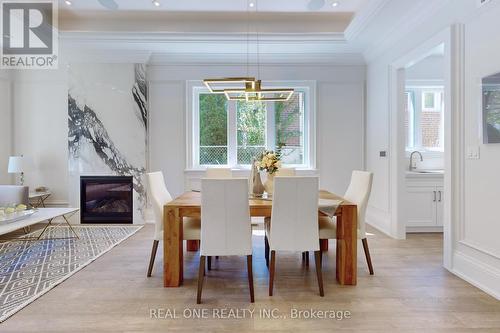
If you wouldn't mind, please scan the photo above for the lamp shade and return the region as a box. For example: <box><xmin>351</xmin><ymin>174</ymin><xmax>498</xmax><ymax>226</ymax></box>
<box><xmin>8</xmin><ymin>156</ymin><xmax>25</xmax><ymax>173</ymax></box>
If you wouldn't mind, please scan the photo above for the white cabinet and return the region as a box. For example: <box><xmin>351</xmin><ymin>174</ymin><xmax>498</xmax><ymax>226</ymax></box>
<box><xmin>405</xmin><ymin>174</ymin><xmax>444</xmax><ymax>232</ymax></box>
<box><xmin>435</xmin><ymin>185</ymin><xmax>443</xmax><ymax>227</ymax></box>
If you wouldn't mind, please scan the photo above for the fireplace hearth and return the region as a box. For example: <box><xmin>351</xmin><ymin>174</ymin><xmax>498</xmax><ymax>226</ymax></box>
<box><xmin>80</xmin><ymin>176</ymin><xmax>133</xmax><ymax>224</ymax></box>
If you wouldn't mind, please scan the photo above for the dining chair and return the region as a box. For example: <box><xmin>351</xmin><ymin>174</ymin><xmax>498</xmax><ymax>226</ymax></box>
<box><xmin>205</xmin><ymin>167</ymin><xmax>232</xmax><ymax>266</ymax></box>
<box><xmin>265</xmin><ymin>176</ymin><xmax>324</xmax><ymax>297</ymax></box>
<box><xmin>146</xmin><ymin>171</ymin><xmax>201</xmax><ymax>277</ymax></box>
<box><xmin>271</xmin><ymin>167</ymin><xmax>312</xmax><ymax>263</ymax></box>
<box><xmin>205</xmin><ymin>167</ymin><xmax>232</xmax><ymax>178</ymax></box>
<box><xmin>318</xmin><ymin>170</ymin><xmax>374</xmax><ymax>274</ymax></box>
<box><xmin>197</xmin><ymin>178</ymin><xmax>254</xmax><ymax>303</ymax></box>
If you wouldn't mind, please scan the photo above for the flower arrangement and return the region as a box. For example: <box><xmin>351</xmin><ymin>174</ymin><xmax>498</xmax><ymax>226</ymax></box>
<box><xmin>255</xmin><ymin>150</ymin><xmax>281</xmax><ymax>174</ymax></box>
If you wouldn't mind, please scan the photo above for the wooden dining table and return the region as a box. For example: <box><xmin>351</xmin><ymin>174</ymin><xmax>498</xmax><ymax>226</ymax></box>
<box><xmin>163</xmin><ymin>190</ymin><xmax>358</xmax><ymax>287</ymax></box>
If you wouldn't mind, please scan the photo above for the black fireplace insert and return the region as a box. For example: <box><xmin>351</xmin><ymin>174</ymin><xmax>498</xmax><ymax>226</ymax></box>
<box><xmin>80</xmin><ymin>176</ymin><xmax>133</xmax><ymax>224</ymax></box>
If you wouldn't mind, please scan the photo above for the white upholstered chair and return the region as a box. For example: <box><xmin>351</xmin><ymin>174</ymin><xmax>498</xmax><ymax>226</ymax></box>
<box><xmin>265</xmin><ymin>176</ymin><xmax>324</xmax><ymax>297</ymax></box>
<box><xmin>318</xmin><ymin>170</ymin><xmax>374</xmax><ymax>275</ymax></box>
<box><xmin>205</xmin><ymin>167</ymin><xmax>232</xmax><ymax>178</ymax></box>
<box><xmin>205</xmin><ymin>167</ymin><xmax>232</xmax><ymax>265</ymax></box>
<box><xmin>197</xmin><ymin>178</ymin><xmax>254</xmax><ymax>303</ymax></box>
<box><xmin>146</xmin><ymin>172</ymin><xmax>201</xmax><ymax>277</ymax></box>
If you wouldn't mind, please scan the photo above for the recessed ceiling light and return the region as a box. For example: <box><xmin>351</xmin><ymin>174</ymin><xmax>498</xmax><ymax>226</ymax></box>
<box><xmin>249</xmin><ymin>2</ymin><xmax>255</xmax><ymax>7</ymax></box>
<box><xmin>332</xmin><ymin>1</ymin><xmax>339</xmax><ymax>7</ymax></box>
<box><xmin>64</xmin><ymin>0</ymin><xmax>72</xmax><ymax>5</ymax></box>
<box><xmin>152</xmin><ymin>0</ymin><xmax>160</xmax><ymax>7</ymax></box>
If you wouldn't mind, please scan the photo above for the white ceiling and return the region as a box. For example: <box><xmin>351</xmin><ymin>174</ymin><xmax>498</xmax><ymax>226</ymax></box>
<box><xmin>57</xmin><ymin>0</ymin><xmax>449</xmax><ymax>66</ymax></box>
<box><xmin>59</xmin><ymin>0</ymin><xmax>369</xmax><ymax>13</ymax></box>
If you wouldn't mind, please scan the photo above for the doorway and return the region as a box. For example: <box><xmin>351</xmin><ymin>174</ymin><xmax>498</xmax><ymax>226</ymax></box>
<box><xmin>388</xmin><ymin>26</ymin><xmax>463</xmax><ymax>270</ymax></box>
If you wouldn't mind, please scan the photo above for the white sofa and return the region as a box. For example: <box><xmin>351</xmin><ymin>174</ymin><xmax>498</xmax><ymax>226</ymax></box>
<box><xmin>0</xmin><ymin>185</ymin><xmax>29</xmax><ymax>206</ymax></box>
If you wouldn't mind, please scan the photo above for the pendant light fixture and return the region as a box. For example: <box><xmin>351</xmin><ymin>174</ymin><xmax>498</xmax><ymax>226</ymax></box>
<box><xmin>203</xmin><ymin>0</ymin><xmax>294</xmax><ymax>102</ymax></box>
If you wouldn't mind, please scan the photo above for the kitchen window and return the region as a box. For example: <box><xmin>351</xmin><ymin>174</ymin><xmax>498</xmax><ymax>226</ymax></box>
<box><xmin>405</xmin><ymin>87</ymin><xmax>444</xmax><ymax>151</ymax></box>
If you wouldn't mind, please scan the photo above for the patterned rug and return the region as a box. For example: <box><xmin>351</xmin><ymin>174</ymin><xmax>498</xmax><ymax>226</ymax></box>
<box><xmin>0</xmin><ymin>225</ymin><xmax>143</xmax><ymax>322</ymax></box>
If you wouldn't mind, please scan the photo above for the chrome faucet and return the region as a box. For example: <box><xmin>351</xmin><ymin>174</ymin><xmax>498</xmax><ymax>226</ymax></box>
<box><xmin>409</xmin><ymin>151</ymin><xmax>423</xmax><ymax>171</ymax></box>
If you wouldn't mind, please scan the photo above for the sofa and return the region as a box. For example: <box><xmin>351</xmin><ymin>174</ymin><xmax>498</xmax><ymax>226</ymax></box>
<box><xmin>0</xmin><ymin>185</ymin><xmax>29</xmax><ymax>206</ymax></box>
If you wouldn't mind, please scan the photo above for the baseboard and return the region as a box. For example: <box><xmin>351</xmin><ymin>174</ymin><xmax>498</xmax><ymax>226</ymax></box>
<box><xmin>406</xmin><ymin>226</ymin><xmax>443</xmax><ymax>233</ymax></box>
<box><xmin>366</xmin><ymin>205</ymin><xmax>392</xmax><ymax>237</ymax></box>
<box><xmin>452</xmin><ymin>251</ymin><xmax>500</xmax><ymax>300</ymax></box>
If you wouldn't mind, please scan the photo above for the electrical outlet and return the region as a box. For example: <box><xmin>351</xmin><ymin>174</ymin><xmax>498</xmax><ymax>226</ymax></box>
<box><xmin>379</xmin><ymin>151</ymin><xmax>387</xmax><ymax>157</ymax></box>
<box><xmin>467</xmin><ymin>146</ymin><xmax>480</xmax><ymax>159</ymax></box>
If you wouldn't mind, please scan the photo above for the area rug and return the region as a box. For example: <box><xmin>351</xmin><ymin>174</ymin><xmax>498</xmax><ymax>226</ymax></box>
<box><xmin>0</xmin><ymin>225</ymin><xmax>143</xmax><ymax>322</ymax></box>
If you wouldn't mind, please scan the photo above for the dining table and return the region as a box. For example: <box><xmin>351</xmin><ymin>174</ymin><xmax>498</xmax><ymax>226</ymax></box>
<box><xmin>163</xmin><ymin>190</ymin><xmax>358</xmax><ymax>287</ymax></box>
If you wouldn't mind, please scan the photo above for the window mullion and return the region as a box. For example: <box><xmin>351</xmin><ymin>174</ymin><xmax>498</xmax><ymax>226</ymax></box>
<box><xmin>228</xmin><ymin>101</ymin><xmax>237</xmax><ymax>167</ymax></box>
<box><xmin>266</xmin><ymin>101</ymin><xmax>275</xmax><ymax>151</ymax></box>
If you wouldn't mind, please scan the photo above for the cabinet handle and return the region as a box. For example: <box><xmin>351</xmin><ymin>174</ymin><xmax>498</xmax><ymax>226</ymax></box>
<box><xmin>438</xmin><ymin>191</ymin><xmax>442</xmax><ymax>202</ymax></box>
<box><xmin>433</xmin><ymin>191</ymin><xmax>436</xmax><ymax>202</ymax></box>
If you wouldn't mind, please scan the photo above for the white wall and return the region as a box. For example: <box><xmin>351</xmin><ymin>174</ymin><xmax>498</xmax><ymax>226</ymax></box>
<box><xmin>365</xmin><ymin>0</ymin><xmax>500</xmax><ymax>299</ymax></box>
<box><xmin>148</xmin><ymin>64</ymin><xmax>365</xmax><ymax>198</ymax></box>
<box><xmin>8</xmin><ymin>62</ymin><xmax>365</xmax><ymax>217</ymax></box>
<box><xmin>406</xmin><ymin>54</ymin><xmax>445</xmax><ymax>83</ymax></box>
<box><xmin>0</xmin><ymin>70</ymin><xmax>12</xmax><ymax>184</ymax></box>
<box><xmin>12</xmin><ymin>69</ymin><xmax>69</xmax><ymax>205</ymax></box>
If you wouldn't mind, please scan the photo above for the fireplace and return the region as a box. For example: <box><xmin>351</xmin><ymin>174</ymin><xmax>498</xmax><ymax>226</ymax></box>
<box><xmin>80</xmin><ymin>176</ymin><xmax>133</xmax><ymax>224</ymax></box>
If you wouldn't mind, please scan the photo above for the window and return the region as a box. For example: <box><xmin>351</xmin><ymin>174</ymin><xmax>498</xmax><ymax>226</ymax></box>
<box><xmin>198</xmin><ymin>94</ymin><xmax>228</xmax><ymax>165</ymax></box>
<box><xmin>422</xmin><ymin>91</ymin><xmax>441</xmax><ymax>111</ymax></box>
<box><xmin>190</xmin><ymin>82</ymin><xmax>314</xmax><ymax>169</ymax></box>
<box><xmin>405</xmin><ymin>87</ymin><xmax>444</xmax><ymax>151</ymax></box>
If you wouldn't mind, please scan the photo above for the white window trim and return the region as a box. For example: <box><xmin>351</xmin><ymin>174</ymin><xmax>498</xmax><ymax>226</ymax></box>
<box><xmin>186</xmin><ymin>80</ymin><xmax>317</xmax><ymax>171</ymax></box>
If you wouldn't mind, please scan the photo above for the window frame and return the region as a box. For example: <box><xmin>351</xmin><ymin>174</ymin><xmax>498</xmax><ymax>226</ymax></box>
<box><xmin>187</xmin><ymin>80</ymin><xmax>316</xmax><ymax>170</ymax></box>
<box><xmin>405</xmin><ymin>85</ymin><xmax>445</xmax><ymax>153</ymax></box>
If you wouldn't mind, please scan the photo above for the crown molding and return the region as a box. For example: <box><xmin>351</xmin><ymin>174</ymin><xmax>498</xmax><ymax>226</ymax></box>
<box><xmin>58</xmin><ymin>31</ymin><xmax>363</xmax><ymax>65</ymax></box>
<box><xmin>59</xmin><ymin>48</ymin><xmax>153</xmax><ymax>64</ymax></box>
<box><xmin>59</xmin><ymin>31</ymin><xmax>348</xmax><ymax>44</ymax></box>
<box><xmin>344</xmin><ymin>0</ymin><xmax>391</xmax><ymax>41</ymax></box>
<box><xmin>147</xmin><ymin>52</ymin><xmax>365</xmax><ymax>66</ymax></box>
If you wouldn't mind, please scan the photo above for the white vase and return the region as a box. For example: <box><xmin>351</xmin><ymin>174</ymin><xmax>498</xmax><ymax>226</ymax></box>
<box><xmin>264</xmin><ymin>172</ymin><xmax>275</xmax><ymax>195</ymax></box>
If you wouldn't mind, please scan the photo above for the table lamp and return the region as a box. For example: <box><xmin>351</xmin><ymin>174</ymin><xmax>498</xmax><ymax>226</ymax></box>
<box><xmin>8</xmin><ymin>155</ymin><xmax>27</xmax><ymax>185</ymax></box>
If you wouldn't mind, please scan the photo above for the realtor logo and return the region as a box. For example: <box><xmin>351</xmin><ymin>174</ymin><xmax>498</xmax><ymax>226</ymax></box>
<box><xmin>1</xmin><ymin>0</ymin><xmax>58</xmax><ymax>69</ymax></box>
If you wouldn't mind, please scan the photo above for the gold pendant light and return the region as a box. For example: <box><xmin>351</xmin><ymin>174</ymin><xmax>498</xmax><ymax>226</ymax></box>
<box><xmin>224</xmin><ymin>80</ymin><xmax>294</xmax><ymax>101</ymax></box>
<box><xmin>203</xmin><ymin>0</ymin><xmax>294</xmax><ymax>102</ymax></box>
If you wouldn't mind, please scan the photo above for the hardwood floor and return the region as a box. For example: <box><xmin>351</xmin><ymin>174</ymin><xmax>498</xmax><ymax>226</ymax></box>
<box><xmin>1</xmin><ymin>224</ymin><xmax>500</xmax><ymax>332</ymax></box>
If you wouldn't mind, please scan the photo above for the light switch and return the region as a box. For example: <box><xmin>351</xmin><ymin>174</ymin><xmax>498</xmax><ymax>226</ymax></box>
<box><xmin>467</xmin><ymin>146</ymin><xmax>480</xmax><ymax>159</ymax></box>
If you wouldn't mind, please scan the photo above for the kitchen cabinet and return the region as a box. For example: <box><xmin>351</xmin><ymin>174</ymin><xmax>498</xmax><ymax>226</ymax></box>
<box><xmin>405</xmin><ymin>173</ymin><xmax>444</xmax><ymax>232</ymax></box>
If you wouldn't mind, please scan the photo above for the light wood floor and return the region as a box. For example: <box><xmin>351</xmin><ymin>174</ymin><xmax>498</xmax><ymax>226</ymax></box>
<box><xmin>1</xmin><ymin>224</ymin><xmax>500</xmax><ymax>332</ymax></box>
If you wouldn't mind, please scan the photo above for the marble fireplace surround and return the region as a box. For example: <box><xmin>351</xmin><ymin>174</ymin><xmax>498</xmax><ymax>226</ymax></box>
<box><xmin>67</xmin><ymin>63</ymin><xmax>148</xmax><ymax>224</ymax></box>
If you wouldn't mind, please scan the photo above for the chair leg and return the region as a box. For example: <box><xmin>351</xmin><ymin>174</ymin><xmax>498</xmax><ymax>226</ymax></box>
<box><xmin>207</xmin><ymin>256</ymin><xmax>212</xmax><ymax>270</ymax></box>
<box><xmin>264</xmin><ymin>235</ymin><xmax>270</xmax><ymax>268</ymax></box>
<box><xmin>197</xmin><ymin>256</ymin><xmax>206</xmax><ymax>304</ymax></box>
<box><xmin>362</xmin><ymin>238</ymin><xmax>374</xmax><ymax>275</ymax></box>
<box><xmin>305</xmin><ymin>251</ymin><xmax>309</xmax><ymax>267</ymax></box>
<box><xmin>314</xmin><ymin>251</ymin><xmax>325</xmax><ymax>297</ymax></box>
<box><xmin>269</xmin><ymin>250</ymin><xmax>276</xmax><ymax>296</ymax></box>
<box><xmin>247</xmin><ymin>255</ymin><xmax>255</xmax><ymax>303</ymax></box>
<box><xmin>147</xmin><ymin>240</ymin><xmax>159</xmax><ymax>277</ymax></box>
